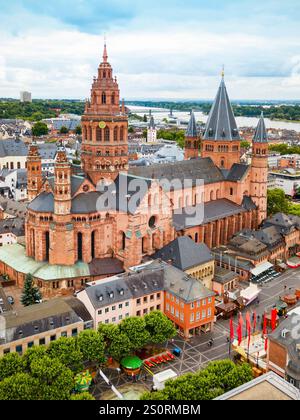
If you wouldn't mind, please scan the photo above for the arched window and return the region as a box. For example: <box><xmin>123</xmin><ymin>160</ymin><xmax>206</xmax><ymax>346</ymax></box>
<box><xmin>210</xmin><ymin>191</ymin><xmax>215</xmax><ymax>201</ymax></box>
<box><xmin>104</xmin><ymin>127</ymin><xmax>110</xmax><ymax>142</ymax></box>
<box><xmin>120</xmin><ymin>126</ymin><xmax>124</xmax><ymax>141</ymax></box>
<box><xmin>111</xmin><ymin>92</ymin><xmax>115</xmax><ymax>105</ymax></box>
<box><xmin>77</xmin><ymin>233</ymin><xmax>83</xmax><ymax>261</ymax></box>
<box><xmin>121</xmin><ymin>232</ymin><xmax>126</xmax><ymax>251</ymax></box>
<box><xmin>96</xmin><ymin>127</ymin><xmax>102</xmax><ymax>142</ymax></box>
<box><xmin>45</xmin><ymin>231</ymin><xmax>50</xmax><ymax>261</ymax></box>
<box><xmin>91</xmin><ymin>231</ymin><xmax>96</xmax><ymax>260</ymax></box>
<box><xmin>114</xmin><ymin>126</ymin><xmax>118</xmax><ymax>142</ymax></box>
<box><xmin>102</xmin><ymin>92</ymin><xmax>106</xmax><ymax>104</ymax></box>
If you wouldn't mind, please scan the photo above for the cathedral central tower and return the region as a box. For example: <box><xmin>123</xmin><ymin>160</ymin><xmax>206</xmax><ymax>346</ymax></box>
<box><xmin>81</xmin><ymin>43</ymin><xmax>129</xmax><ymax>185</ymax></box>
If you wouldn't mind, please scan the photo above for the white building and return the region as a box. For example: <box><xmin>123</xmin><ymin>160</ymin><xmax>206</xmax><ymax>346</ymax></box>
<box><xmin>147</xmin><ymin>115</ymin><xmax>157</xmax><ymax>143</ymax></box>
<box><xmin>20</xmin><ymin>91</ymin><xmax>32</xmax><ymax>103</ymax></box>
<box><xmin>268</xmin><ymin>169</ymin><xmax>300</xmax><ymax>196</ymax></box>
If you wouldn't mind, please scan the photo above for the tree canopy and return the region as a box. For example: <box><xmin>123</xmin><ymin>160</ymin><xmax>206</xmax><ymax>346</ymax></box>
<box><xmin>32</xmin><ymin>122</ymin><xmax>49</xmax><ymax>137</ymax></box>
<box><xmin>21</xmin><ymin>273</ymin><xmax>42</xmax><ymax>307</ymax></box>
<box><xmin>140</xmin><ymin>360</ymin><xmax>253</xmax><ymax>401</ymax></box>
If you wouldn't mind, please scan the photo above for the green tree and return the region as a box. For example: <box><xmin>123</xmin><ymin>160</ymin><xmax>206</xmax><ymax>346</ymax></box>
<box><xmin>143</xmin><ymin>114</ymin><xmax>148</xmax><ymax>122</ymax></box>
<box><xmin>128</xmin><ymin>126</ymin><xmax>134</xmax><ymax>134</ymax></box>
<box><xmin>47</xmin><ymin>337</ymin><xmax>83</xmax><ymax>373</ymax></box>
<box><xmin>30</xmin><ymin>356</ymin><xmax>74</xmax><ymax>400</ymax></box>
<box><xmin>22</xmin><ymin>346</ymin><xmax>48</xmax><ymax>370</ymax></box>
<box><xmin>145</xmin><ymin>311</ymin><xmax>176</xmax><ymax>344</ymax></box>
<box><xmin>0</xmin><ymin>353</ymin><xmax>24</xmax><ymax>381</ymax></box>
<box><xmin>140</xmin><ymin>360</ymin><xmax>253</xmax><ymax>401</ymax></box>
<box><xmin>75</xmin><ymin>125</ymin><xmax>82</xmax><ymax>135</ymax></box>
<box><xmin>60</xmin><ymin>126</ymin><xmax>69</xmax><ymax>134</ymax></box>
<box><xmin>77</xmin><ymin>330</ymin><xmax>106</xmax><ymax>365</ymax></box>
<box><xmin>0</xmin><ymin>373</ymin><xmax>40</xmax><ymax>400</ymax></box>
<box><xmin>119</xmin><ymin>317</ymin><xmax>150</xmax><ymax>352</ymax></box>
<box><xmin>32</xmin><ymin>121</ymin><xmax>49</xmax><ymax>137</ymax></box>
<box><xmin>267</xmin><ymin>188</ymin><xmax>290</xmax><ymax>216</ymax></box>
<box><xmin>108</xmin><ymin>333</ymin><xmax>132</xmax><ymax>361</ymax></box>
<box><xmin>20</xmin><ymin>273</ymin><xmax>42</xmax><ymax>307</ymax></box>
<box><xmin>98</xmin><ymin>323</ymin><xmax>120</xmax><ymax>342</ymax></box>
<box><xmin>70</xmin><ymin>392</ymin><xmax>95</xmax><ymax>400</ymax></box>
<box><xmin>241</xmin><ymin>141</ymin><xmax>251</xmax><ymax>150</ymax></box>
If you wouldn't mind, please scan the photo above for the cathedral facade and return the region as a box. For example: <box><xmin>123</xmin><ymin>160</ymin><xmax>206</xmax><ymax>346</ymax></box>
<box><xmin>3</xmin><ymin>45</ymin><xmax>268</xmax><ymax>297</ymax></box>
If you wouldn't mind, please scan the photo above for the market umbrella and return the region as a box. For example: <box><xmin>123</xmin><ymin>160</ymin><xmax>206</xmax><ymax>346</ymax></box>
<box><xmin>120</xmin><ymin>356</ymin><xmax>143</xmax><ymax>370</ymax></box>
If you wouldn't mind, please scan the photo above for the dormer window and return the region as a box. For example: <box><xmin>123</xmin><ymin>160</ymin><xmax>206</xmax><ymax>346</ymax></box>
<box><xmin>109</xmin><ymin>292</ymin><xmax>114</xmax><ymax>299</ymax></box>
<box><xmin>119</xmin><ymin>289</ymin><xmax>124</xmax><ymax>296</ymax></box>
<box><xmin>99</xmin><ymin>294</ymin><xmax>103</xmax><ymax>302</ymax></box>
<box><xmin>208</xmin><ymin>128</ymin><xmax>213</xmax><ymax>137</ymax></box>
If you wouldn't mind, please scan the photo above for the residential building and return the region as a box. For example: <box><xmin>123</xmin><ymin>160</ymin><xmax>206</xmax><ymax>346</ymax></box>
<box><xmin>0</xmin><ymin>197</ymin><xmax>27</xmax><ymax>219</ymax></box>
<box><xmin>268</xmin><ymin>314</ymin><xmax>300</xmax><ymax>389</ymax></box>
<box><xmin>268</xmin><ymin>169</ymin><xmax>300</xmax><ymax>197</ymax></box>
<box><xmin>153</xmin><ymin>236</ymin><xmax>215</xmax><ymax>290</ymax></box>
<box><xmin>0</xmin><ymin>297</ymin><xmax>93</xmax><ymax>357</ymax></box>
<box><xmin>0</xmin><ymin>217</ymin><xmax>25</xmax><ymax>246</ymax></box>
<box><xmin>77</xmin><ymin>260</ymin><xmax>215</xmax><ymax>339</ymax></box>
<box><xmin>215</xmin><ymin>372</ymin><xmax>300</xmax><ymax>400</ymax></box>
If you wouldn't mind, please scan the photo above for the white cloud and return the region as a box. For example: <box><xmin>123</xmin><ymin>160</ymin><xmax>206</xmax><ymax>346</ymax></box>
<box><xmin>1</xmin><ymin>21</ymin><xmax>300</xmax><ymax>99</ymax></box>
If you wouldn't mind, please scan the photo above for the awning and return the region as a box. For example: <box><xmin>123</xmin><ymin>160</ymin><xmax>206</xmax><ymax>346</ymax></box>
<box><xmin>251</xmin><ymin>262</ymin><xmax>273</xmax><ymax>277</ymax></box>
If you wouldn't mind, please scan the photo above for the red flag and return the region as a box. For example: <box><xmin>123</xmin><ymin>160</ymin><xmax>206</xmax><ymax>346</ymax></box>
<box><xmin>237</xmin><ymin>316</ymin><xmax>243</xmax><ymax>346</ymax></box>
<box><xmin>230</xmin><ymin>318</ymin><xmax>234</xmax><ymax>341</ymax></box>
<box><xmin>263</xmin><ymin>313</ymin><xmax>267</xmax><ymax>335</ymax></box>
<box><xmin>246</xmin><ymin>312</ymin><xmax>252</xmax><ymax>334</ymax></box>
<box><xmin>271</xmin><ymin>309</ymin><xmax>277</xmax><ymax>331</ymax></box>
<box><xmin>265</xmin><ymin>337</ymin><xmax>268</xmax><ymax>352</ymax></box>
<box><xmin>253</xmin><ymin>312</ymin><xmax>257</xmax><ymax>332</ymax></box>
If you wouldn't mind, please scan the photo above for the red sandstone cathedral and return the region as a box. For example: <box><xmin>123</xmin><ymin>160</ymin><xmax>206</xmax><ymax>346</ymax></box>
<box><xmin>22</xmin><ymin>44</ymin><xmax>268</xmax><ymax>296</ymax></box>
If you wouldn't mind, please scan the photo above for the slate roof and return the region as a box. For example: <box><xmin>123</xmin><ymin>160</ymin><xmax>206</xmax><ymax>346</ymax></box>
<box><xmin>269</xmin><ymin>315</ymin><xmax>300</xmax><ymax>381</ymax></box>
<box><xmin>161</xmin><ymin>261</ymin><xmax>215</xmax><ymax>302</ymax></box>
<box><xmin>0</xmin><ymin>197</ymin><xmax>27</xmax><ymax>218</ymax></box>
<box><xmin>28</xmin><ymin>192</ymin><xmax>55</xmax><ymax>213</ymax></box>
<box><xmin>254</xmin><ymin>226</ymin><xmax>284</xmax><ymax>249</ymax></box>
<box><xmin>173</xmin><ymin>199</ymin><xmax>246</xmax><ymax>230</ymax></box>
<box><xmin>263</xmin><ymin>213</ymin><xmax>298</xmax><ymax>235</ymax></box>
<box><xmin>2</xmin><ymin>297</ymin><xmax>91</xmax><ymax>344</ymax></box>
<box><xmin>0</xmin><ymin>217</ymin><xmax>25</xmax><ymax>237</ymax></box>
<box><xmin>129</xmin><ymin>158</ymin><xmax>225</xmax><ymax>186</ymax></box>
<box><xmin>186</xmin><ymin>111</ymin><xmax>198</xmax><ymax>138</ymax></box>
<box><xmin>0</xmin><ymin>139</ymin><xmax>28</xmax><ymax>157</ymax></box>
<box><xmin>203</xmin><ymin>78</ymin><xmax>240</xmax><ymax>141</ymax></box>
<box><xmin>242</xmin><ymin>195</ymin><xmax>257</xmax><ymax>211</ymax></box>
<box><xmin>214</xmin><ymin>266</ymin><xmax>238</xmax><ymax>284</ymax></box>
<box><xmin>153</xmin><ymin>236</ymin><xmax>214</xmax><ymax>271</ymax></box>
<box><xmin>16</xmin><ymin>169</ymin><xmax>27</xmax><ymax>188</ymax></box>
<box><xmin>253</xmin><ymin>113</ymin><xmax>268</xmax><ymax>143</ymax></box>
<box><xmin>37</xmin><ymin>143</ymin><xmax>57</xmax><ymax>160</ymax></box>
<box><xmin>226</xmin><ymin>164</ymin><xmax>250</xmax><ymax>182</ymax></box>
<box><xmin>84</xmin><ymin>277</ymin><xmax>133</xmax><ymax>310</ymax></box>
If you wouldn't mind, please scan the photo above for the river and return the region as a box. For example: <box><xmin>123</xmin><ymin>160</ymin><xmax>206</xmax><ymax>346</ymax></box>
<box><xmin>128</xmin><ymin>105</ymin><xmax>300</xmax><ymax>132</ymax></box>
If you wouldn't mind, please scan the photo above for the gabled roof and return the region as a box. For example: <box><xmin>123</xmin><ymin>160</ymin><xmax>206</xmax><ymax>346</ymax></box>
<box><xmin>242</xmin><ymin>195</ymin><xmax>257</xmax><ymax>211</ymax></box>
<box><xmin>226</xmin><ymin>164</ymin><xmax>250</xmax><ymax>182</ymax></box>
<box><xmin>253</xmin><ymin>113</ymin><xmax>268</xmax><ymax>143</ymax></box>
<box><xmin>186</xmin><ymin>111</ymin><xmax>198</xmax><ymax>138</ymax></box>
<box><xmin>173</xmin><ymin>199</ymin><xmax>246</xmax><ymax>230</ymax></box>
<box><xmin>203</xmin><ymin>77</ymin><xmax>240</xmax><ymax>141</ymax></box>
<box><xmin>153</xmin><ymin>237</ymin><xmax>214</xmax><ymax>271</ymax></box>
<box><xmin>129</xmin><ymin>158</ymin><xmax>225</xmax><ymax>186</ymax></box>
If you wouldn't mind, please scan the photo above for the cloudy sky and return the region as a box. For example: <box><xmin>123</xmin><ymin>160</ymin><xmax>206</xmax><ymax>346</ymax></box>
<box><xmin>1</xmin><ymin>0</ymin><xmax>300</xmax><ymax>100</ymax></box>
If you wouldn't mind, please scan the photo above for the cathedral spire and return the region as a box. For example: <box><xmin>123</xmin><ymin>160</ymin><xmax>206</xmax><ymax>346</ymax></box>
<box><xmin>253</xmin><ymin>112</ymin><xmax>268</xmax><ymax>143</ymax></box>
<box><xmin>186</xmin><ymin>110</ymin><xmax>197</xmax><ymax>138</ymax></box>
<box><xmin>103</xmin><ymin>39</ymin><xmax>108</xmax><ymax>63</ymax></box>
<box><xmin>203</xmin><ymin>75</ymin><xmax>240</xmax><ymax>141</ymax></box>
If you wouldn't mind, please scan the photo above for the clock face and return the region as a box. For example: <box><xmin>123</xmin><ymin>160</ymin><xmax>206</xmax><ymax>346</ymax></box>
<box><xmin>99</xmin><ymin>121</ymin><xmax>106</xmax><ymax>129</ymax></box>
